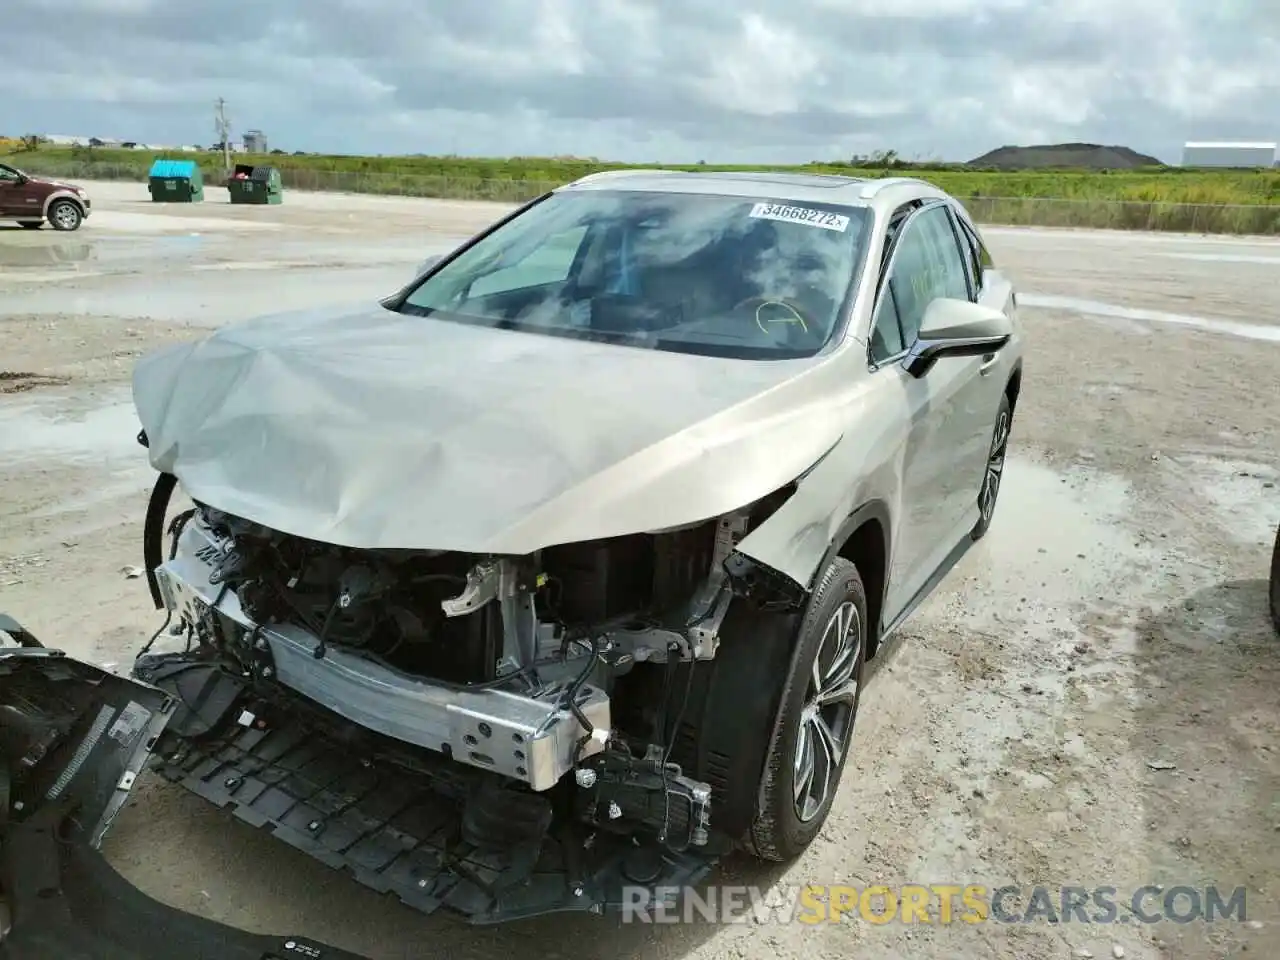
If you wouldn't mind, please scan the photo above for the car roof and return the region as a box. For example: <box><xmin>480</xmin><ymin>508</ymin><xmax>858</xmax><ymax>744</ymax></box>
<box><xmin>557</xmin><ymin>169</ymin><xmax>954</xmax><ymax>213</ymax></box>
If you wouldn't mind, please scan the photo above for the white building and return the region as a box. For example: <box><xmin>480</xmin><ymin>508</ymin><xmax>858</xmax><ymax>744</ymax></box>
<box><xmin>1181</xmin><ymin>141</ymin><xmax>1277</xmax><ymax>168</ymax></box>
<box><xmin>243</xmin><ymin>129</ymin><xmax>268</xmax><ymax>153</ymax></box>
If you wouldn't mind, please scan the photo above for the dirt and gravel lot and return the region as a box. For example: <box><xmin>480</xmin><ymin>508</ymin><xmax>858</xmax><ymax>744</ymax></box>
<box><xmin>1</xmin><ymin>182</ymin><xmax>1278</xmax><ymax>960</ymax></box>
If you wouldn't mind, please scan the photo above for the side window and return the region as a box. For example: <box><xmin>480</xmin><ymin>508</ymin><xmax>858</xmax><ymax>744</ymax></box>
<box><xmin>868</xmin><ymin>205</ymin><xmax>916</xmax><ymax>364</ymax></box>
<box><xmin>0</xmin><ymin>166</ymin><xmax>19</xmax><ymax>183</ymax></box>
<box><xmin>869</xmin><ymin>287</ymin><xmax>905</xmax><ymax>362</ymax></box>
<box><xmin>468</xmin><ymin>225</ymin><xmax>588</xmax><ymax>298</ymax></box>
<box><xmin>883</xmin><ymin>205</ymin><xmax>969</xmax><ymax>344</ymax></box>
<box><xmin>953</xmin><ymin>214</ymin><xmax>992</xmax><ymax>297</ymax></box>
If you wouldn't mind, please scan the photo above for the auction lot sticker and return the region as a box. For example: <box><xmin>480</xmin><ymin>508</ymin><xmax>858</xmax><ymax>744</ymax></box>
<box><xmin>749</xmin><ymin>202</ymin><xmax>850</xmax><ymax>232</ymax></box>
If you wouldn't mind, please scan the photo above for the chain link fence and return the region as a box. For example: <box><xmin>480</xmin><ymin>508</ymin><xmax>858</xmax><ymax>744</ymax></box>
<box><xmin>11</xmin><ymin>157</ymin><xmax>1280</xmax><ymax>235</ymax></box>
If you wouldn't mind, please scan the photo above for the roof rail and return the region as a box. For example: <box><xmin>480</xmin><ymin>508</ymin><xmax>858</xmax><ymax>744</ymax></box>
<box><xmin>858</xmin><ymin>176</ymin><xmax>933</xmax><ymax>199</ymax></box>
<box><xmin>569</xmin><ymin>168</ymin><xmax>676</xmax><ymax>186</ymax></box>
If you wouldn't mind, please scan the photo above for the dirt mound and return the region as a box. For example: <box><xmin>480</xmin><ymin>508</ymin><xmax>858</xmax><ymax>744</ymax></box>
<box><xmin>0</xmin><ymin>371</ymin><xmax>70</xmax><ymax>393</ymax></box>
<box><xmin>968</xmin><ymin>143</ymin><xmax>1164</xmax><ymax>169</ymax></box>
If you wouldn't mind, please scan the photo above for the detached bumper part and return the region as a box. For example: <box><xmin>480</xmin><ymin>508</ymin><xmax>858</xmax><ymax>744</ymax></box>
<box><xmin>1</xmin><ymin>819</ymin><xmax>369</xmax><ymax>960</ymax></box>
<box><xmin>0</xmin><ymin>615</ymin><xmax>372</xmax><ymax>960</ymax></box>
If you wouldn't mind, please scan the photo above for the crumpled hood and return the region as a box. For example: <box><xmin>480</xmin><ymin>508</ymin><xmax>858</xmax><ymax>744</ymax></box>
<box><xmin>133</xmin><ymin>305</ymin><xmax>843</xmax><ymax>552</ymax></box>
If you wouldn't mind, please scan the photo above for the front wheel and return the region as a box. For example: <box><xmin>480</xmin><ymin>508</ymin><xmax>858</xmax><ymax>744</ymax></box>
<box><xmin>1269</xmin><ymin>523</ymin><xmax>1279</xmax><ymax>636</ymax></box>
<box><xmin>972</xmin><ymin>392</ymin><xmax>1012</xmax><ymax>540</ymax></box>
<box><xmin>48</xmin><ymin>199</ymin><xmax>83</xmax><ymax>232</ymax></box>
<box><xmin>746</xmin><ymin>557</ymin><xmax>867</xmax><ymax>861</ymax></box>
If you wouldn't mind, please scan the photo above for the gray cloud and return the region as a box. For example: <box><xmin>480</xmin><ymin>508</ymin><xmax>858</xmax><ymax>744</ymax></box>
<box><xmin>2</xmin><ymin>0</ymin><xmax>1277</xmax><ymax>162</ymax></box>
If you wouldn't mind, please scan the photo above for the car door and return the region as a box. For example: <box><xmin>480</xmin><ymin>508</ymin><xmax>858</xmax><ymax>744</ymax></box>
<box><xmin>868</xmin><ymin>202</ymin><xmax>989</xmax><ymax>619</ymax></box>
<box><xmin>0</xmin><ymin>164</ymin><xmax>23</xmax><ymax>216</ymax></box>
<box><xmin>944</xmin><ymin>206</ymin><xmax>1017</xmax><ymax>503</ymax></box>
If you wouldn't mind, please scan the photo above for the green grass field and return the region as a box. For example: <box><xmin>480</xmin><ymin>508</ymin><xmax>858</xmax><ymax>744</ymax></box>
<box><xmin>6</xmin><ymin>147</ymin><xmax>1280</xmax><ymax>233</ymax></box>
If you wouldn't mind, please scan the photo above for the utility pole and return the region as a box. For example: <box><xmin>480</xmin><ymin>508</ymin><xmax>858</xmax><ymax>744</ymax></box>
<box><xmin>214</xmin><ymin>98</ymin><xmax>232</xmax><ymax>177</ymax></box>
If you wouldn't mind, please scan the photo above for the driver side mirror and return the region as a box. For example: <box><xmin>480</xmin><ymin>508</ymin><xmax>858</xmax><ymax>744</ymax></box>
<box><xmin>902</xmin><ymin>298</ymin><xmax>1012</xmax><ymax>379</ymax></box>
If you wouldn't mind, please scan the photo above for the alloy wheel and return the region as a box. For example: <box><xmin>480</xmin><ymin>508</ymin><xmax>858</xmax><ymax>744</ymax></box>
<box><xmin>980</xmin><ymin>409</ymin><xmax>1010</xmax><ymax>524</ymax></box>
<box><xmin>792</xmin><ymin>600</ymin><xmax>861</xmax><ymax>822</ymax></box>
<box><xmin>52</xmin><ymin>203</ymin><xmax>80</xmax><ymax>230</ymax></box>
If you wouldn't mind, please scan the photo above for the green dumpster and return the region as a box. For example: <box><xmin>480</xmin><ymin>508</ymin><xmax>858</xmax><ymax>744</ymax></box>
<box><xmin>147</xmin><ymin>159</ymin><xmax>204</xmax><ymax>202</ymax></box>
<box><xmin>226</xmin><ymin>163</ymin><xmax>283</xmax><ymax>204</ymax></box>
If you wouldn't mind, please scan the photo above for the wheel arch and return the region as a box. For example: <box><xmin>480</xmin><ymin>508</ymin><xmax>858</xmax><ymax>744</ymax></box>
<box><xmin>1005</xmin><ymin>359</ymin><xmax>1023</xmax><ymax>413</ymax></box>
<box><xmin>676</xmin><ymin>499</ymin><xmax>891</xmax><ymax>842</ymax></box>
<box><xmin>817</xmin><ymin>499</ymin><xmax>892</xmax><ymax>657</ymax></box>
<box><xmin>43</xmin><ymin>190</ymin><xmax>85</xmax><ymax>218</ymax></box>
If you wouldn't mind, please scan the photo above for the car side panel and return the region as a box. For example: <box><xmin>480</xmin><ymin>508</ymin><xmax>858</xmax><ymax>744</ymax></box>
<box><xmin>864</xmin><ymin>203</ymin><xmax>980</xmax><ymax>614</ymax></box>
<box><xmin>882</xmin><ymin>354</ymin><xmax>983</xmax><ymax>620</ymax></box>
<box><xmin>14</xmin><ymin>180</ymin><xmax>50</xmax><ymax>219</ymax></box>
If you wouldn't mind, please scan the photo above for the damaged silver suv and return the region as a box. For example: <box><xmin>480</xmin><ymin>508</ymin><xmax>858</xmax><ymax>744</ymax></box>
<box><xmin>126</xmin><ymin>171</ymin><xmax>1024</xmax><ymax>922</ymax></box>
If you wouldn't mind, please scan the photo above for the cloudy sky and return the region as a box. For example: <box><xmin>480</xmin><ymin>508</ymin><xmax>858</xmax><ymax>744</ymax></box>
<box><xmin>3</xmin><ymin>0</ymin><xmax>1277</xmax><ymax>163</ymax></box>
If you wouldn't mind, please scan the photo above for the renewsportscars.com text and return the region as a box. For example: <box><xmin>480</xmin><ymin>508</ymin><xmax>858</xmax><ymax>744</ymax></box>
<box><xmin>620</xmin><ymin>884</ymin><xmax>1249</xmax><ymax>925</ymax></box>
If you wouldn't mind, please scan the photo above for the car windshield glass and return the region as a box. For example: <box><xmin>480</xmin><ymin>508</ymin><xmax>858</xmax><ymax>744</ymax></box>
<box><xmin>395</xmin><ymin>189</ymin><xmax>872</xmax><ymax>359</ymax></box>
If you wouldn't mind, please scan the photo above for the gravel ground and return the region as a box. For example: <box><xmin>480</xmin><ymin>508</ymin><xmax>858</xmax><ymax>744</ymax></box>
<box><xmin>1</xmin><ymin>182</ymin><xmax>1278</xmax><ymax>960</ymax></box>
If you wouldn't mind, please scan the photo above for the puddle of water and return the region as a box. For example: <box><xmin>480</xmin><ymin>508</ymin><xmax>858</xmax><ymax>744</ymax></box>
<box><xmin>0</xmin><ymin>270</ymin><xmax>111</xmax><ymax>284</ymax></box>
<box><xmin>89</xmin><ymin>211</ymin><xmax>282</xmax><ymax>234</ymax></box>
<box><xmin>0</xmin><ymin>234</ymin><xmax>224</xmax><ymax>283</ymax></box>
<box><xmin>1082</xmin><ymin>383</ymin><xmax>1134</xmax><ymax>397</ymax></box>
<box><xmin>897</xmin><ymin>455</ymin><xmax>1170</xmax><ymax>889</ymax></box>
<box><xmin>191</xmin><ymin>261</ymin><xmax>315</xmax><ymax>272</ymax></box>
<box><xmin>0</xmin><ymin>265</ymin><xmax>407</xmax><ymax>324</ymax></box>
<box><xmin>0</xmin><ymin>241</ymin><xmax>95</xmax><ymax>268</ymax></box>
<box><xmin>966</xmin><ymin>456</ymin><xmax>1150</xmax><ymax>616</ymax></box>
<box><xmin>1159</xmin><ymin>252</ymin><xmax>1280</xmax><ymax>265</ymax></box>
<box><xmin>0</xmin><ymin>395</ymin><xmax>140</xmax><ymax>462</ymax></box>
<box><xmin>1020</xmin><ymin>293</ymin><xmax>1280</xmax><ymax>343</ymax></box>
<box><xmin>1166</xmin><ymin>455</ymin><xmax>1280</xmax><ymax>548</ymax></box>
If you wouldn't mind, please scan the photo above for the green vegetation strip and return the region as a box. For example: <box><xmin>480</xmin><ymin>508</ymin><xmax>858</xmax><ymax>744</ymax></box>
<box><xmin>9</xmin><ymin>148</ymin><xmax>1280</xmax><ymax>234</ymax></box>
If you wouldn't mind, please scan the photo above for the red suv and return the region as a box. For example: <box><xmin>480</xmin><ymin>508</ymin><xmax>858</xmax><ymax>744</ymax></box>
<box><xmin>0</xmin><ymin>161</ymin><xmax>91</xmax><ymax>231</ymax></box>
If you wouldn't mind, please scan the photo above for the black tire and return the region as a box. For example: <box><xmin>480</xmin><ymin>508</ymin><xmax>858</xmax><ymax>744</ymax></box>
<box><xmin>971</xmin><ymin>391</ymin><xmax>1013</xmax><ymax>540</ymax></box>
<box><xmin>48</xmin><ymin>199</ymin><xmax>83</xmax><ymax>232</ymax></box>
<box><xmin>745</xmin><ymin>557</ymin><xmax>867</xmax><ymax>861</ymax></box>
<box><xmin>18</xmin><ymin>221</ymin><xmax>42</xmax><ymax>230</ymax></box>
<box><xmin>1269</xmin><ymin>523</ymin><xmax>1279</xmax><ymax>637</ymax></box>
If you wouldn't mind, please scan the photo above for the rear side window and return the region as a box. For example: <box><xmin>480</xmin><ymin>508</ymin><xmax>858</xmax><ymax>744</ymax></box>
<box><xmin>954</xmin><ymin>215</ymin><xmax>993</xmax><ymax>294</ymax></box>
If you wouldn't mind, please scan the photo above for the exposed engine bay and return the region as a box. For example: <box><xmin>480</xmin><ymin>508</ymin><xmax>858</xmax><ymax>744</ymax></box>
<box><xmin>133</xmin><ymin>475</ymin><xmax>802</xmax><ymax>919</ymax></box>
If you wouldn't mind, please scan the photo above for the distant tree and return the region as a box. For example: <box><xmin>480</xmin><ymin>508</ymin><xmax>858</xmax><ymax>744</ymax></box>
<box><xmin>19</xmin><ymin>134</ymin><xmax>40</xmax><ymax>152</ymax></box>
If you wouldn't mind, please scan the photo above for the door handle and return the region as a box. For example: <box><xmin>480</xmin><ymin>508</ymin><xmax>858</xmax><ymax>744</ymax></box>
<box><xmin>979</xmin><ymin>353</ymin><xmax>998</xmax><ymax>375</ymax></box>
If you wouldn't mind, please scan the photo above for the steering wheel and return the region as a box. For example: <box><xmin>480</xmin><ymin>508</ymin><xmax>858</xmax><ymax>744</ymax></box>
<box><xmin>731</xmin><ymin>295</ymin><xmax>819</xmax><ymax>339</ymax></box>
